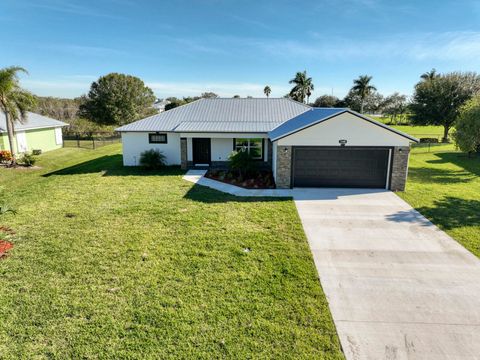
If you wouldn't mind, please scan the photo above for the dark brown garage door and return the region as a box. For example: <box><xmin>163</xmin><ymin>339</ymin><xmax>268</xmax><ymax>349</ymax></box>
<box><xmin>292</xmin><ymin>147</ymin><xmax>390</xmax><ymax>188</ymax></box>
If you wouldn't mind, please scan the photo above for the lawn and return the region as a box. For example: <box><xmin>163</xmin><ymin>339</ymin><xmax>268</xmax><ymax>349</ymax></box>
<box><xmin>398</xmin><ymin>144</ymin><xmax>480</xmax><ymax>258</ymax></box>
<box><xmin>0</xmin><ymin>144</ymin><xmax>343</xmax><ymax>359</ymax></box>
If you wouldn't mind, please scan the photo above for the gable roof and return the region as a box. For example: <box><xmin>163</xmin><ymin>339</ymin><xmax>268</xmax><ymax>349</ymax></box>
<box><xmin>268</xmin><ymin>108</ymin><xmax>419</xmax><ymax>142</ymax></box>
<box><xmin>0</xmin><ymin>111</ymin><xmax>68</xmax><ymax>133</ymax></box>
<box><xmin>116</xmin><ymin>98</ymin><xmax>311</xmax><ymax>133</ymax></box>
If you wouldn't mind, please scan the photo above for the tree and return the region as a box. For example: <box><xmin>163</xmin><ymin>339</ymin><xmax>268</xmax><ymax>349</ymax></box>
<box><xmin>312</xmin><ymin>95</ymin><xmax>339</xmax><ymax>107</ymax></box>
<box><xmin>232</xmin><ymin>95</ymin><xmax>241</xmax><ymax>98</ymax></box>
<box><xmin>200</xmin><ymin>92</ymin><xmax>218</xmax><ymax>99</ymax></box>
<box><xmin>351</xmin><ymin>75</ymin><xmax>377</xmax><ymax>113</ymax></box>
<box><xmin>34</xmin><ymin>96</ymin><xmax>82</xmax><ymax>121</ymax></box>
<box><xmin>420</xmin><ymin>68</ymin><xmax>439</xmax><ymax>82</ymax></box>
<box><xmin>264</xmin><ymin>86</ymin><xmax>271</xmax><ymax>98</ymax></box>
<box><xmin>0</xmin><ymin>66</ymin><xmax>36</xmax><ymax>164</ymax></box>
<box><xmin>381</xmin><ymin>93</ymin><xmax>409</xmax><ymax>124</ymax></box>
<box><xmin>453</xmin><ymin>95</ymin><xmax>480</xmax><ymax>155</ymax></box>
<box><xmin>410</xmin><ymin>72</ymin><xmax>480</xmax><ymax>141</ymax></box>
<box><xmin>342</xmin><ymin>89</ymin><xmax>383</xmax><ymax>113</ymax></box>
<box><xmin>289</xmin><ymin>71</ymin><xmax>314</xmax><ymax>103</ymax></box>
<box><xmin>79</xmin><ymin>73</ymin><xmax>156</xmax><ymax>126</ymax></box>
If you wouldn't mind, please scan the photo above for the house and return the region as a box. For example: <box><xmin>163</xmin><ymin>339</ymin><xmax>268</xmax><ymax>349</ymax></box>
<box><xmin>116</xmin><ymin>98</ymin><xmax>418</xmax><ymax>190</ymax></box>
<box><xmin>153</xmin><ymin>99</ymin><xmax>171</xmax><ymax>113</ymax></box>
<box><xmin>0</xmin><ymin>112</ymin><xmax>68</xmax><ymax>153</ymax></box>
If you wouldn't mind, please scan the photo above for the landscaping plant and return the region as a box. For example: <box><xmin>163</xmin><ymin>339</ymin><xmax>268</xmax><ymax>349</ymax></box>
<box><xmin>0</xmin><ymin>150</ymin><xmax>12</xmax><ymax>164</ymax></box>
<box><xmin>139</xmin><ymin>149</ymin><xmax>166</xmax><ymax>169</ymax></box>
<box><xmin>453</xmin><ymin>95</ymin><xmax>480</xmax><ymax>156</ymax></box>
<box><xmin>228</xmin><ymin>149</ymin><xmax>257</xmax><ymax>180</ymax></box>
<box><xmin>20</xmin><ymin>152</ymin><xmax>37</xmax><ymax>167</ymax></box>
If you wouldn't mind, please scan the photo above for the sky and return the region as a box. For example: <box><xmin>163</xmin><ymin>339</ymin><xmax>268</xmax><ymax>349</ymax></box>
<box><xmin>1</xmin><ymin>0</ymin><xmax>480</xmax><ymax>100</ymax></box>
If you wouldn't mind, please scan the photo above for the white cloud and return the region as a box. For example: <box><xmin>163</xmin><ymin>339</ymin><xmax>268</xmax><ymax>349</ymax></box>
<box><xmin>146</xmin><ymin>81</ymin><xmax>291</xmax><ymax>98</ymax></box>
<box><xmin>261</xmin><ymin>31</ymin><xmax>480</xmax><ymax>62</ymax></box>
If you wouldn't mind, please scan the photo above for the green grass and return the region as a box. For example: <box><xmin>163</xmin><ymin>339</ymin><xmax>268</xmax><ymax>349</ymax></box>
<box><xmin>0</xmin><ymin>145</ymin><xmax>343</xmax><ymax>359</ymax></box>
<box><xmin>369</xmin><ymin>115</ymin><xmax>445</xmax><ymax>138</ymax></box>
<box><xmin>398</xmin><ymin>144</ymin><xmax>480</xmax><ymax>258</ymax></box>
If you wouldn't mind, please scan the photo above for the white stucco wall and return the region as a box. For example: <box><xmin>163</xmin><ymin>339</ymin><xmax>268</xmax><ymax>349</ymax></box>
<box><xmin>121</xmin><ymin>132</ymin><xmax>181</xmax><ymax>166</ymax></box>
<box><xmin>211</xmin><ymin>138</ymin><xmax>234</xmax><ymax>161</ymax></box>
<box><xmin>277</xmin><ymin>112</ymin><xmax>411</xmax><ymax>147</ymax></box>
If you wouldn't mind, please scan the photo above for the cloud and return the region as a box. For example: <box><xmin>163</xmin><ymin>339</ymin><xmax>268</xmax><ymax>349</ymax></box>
<box><xmin>146</xmin><ymin>81</ymin><xmax>291</xmax><ymax>98</ymax></box>
<box><xmin>29</xmin><ymin>0</ymin><xmax>123</xmax><ymax>19</ymax></box>
<box><xmin>44</xmin><ymin>44</ymin><xmax>127</xmax><ymax>57</ymax></box>
<box><xmin>255</xmin><ymin>31</ymin><xmax>480</xmax><ymax>62</ymax></box>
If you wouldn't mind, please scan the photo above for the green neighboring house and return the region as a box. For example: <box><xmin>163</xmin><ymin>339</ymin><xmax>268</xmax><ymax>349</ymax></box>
<box><xmin>0</xmin><ymin>111</ymin><xmax>68</xmax><ymax>153</ymax></box>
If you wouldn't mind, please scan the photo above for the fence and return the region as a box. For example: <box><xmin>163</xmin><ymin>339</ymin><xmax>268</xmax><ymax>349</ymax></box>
<box><xmin>411</xmin><ymin>134</ymin><xmax>453</xmax><ymax>153</ymax></box>
<box><xmin>63</xmin><ymin>132</ymin><xmax>121</xmax><ymax>149</ymax></box>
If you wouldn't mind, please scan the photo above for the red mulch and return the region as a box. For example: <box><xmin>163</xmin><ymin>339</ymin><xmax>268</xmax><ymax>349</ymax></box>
<box><xmin>206</xmin><ymin>170</ymin><xmax>276</xmax><ymax>189</ymax></box>
<box><xmin>0</xmin><ymin>226</ymin><xmax>15</xmax><ymax>258</ymax></box>
<box><xmin>0</xmin><ymin>240</ymin><xmax>13</xmax><ymax>257</ymax></box>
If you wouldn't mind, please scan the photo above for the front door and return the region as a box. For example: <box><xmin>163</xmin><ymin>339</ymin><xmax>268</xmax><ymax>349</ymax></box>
<box><xmin>192</xmin><ymin>138</ymin><xmax>211</xmax><ymax>165</ymax></box>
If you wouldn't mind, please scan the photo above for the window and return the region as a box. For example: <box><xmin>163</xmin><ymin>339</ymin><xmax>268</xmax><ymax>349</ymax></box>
<box><xmin>234</xmin><ymin>138</ymin><xmax>263</xmax><ymax>160</ymax></box>
<box><xmin>149</xmin><ymin>133</ymin><xmax>167</xmax><ymax>144</ymax></box>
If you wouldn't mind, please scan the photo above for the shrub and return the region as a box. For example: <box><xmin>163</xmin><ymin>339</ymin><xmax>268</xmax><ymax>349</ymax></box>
<box><xmin>32</xmin><ymin>149</ymin><xmax>42</xmax><ymax>155</ymax></box>
<box><xmin>419</xmin><ymin>137</ymin><xmax>439</xmax><ymax>143</ymax></box>
<box><xmin>228</xmin><ymin>150</ymin><xmax>257</xmax><ymax>179</ymax></box>
<box><xmin>139</xmin><ymin>149</ymin><xmax>166</xmax><ymax>169</ymax></box>
<box><xmin>453</xmin><ymin>95</ymin><xmax>480</xmax><ymax>155</ymax></box>
<box><xmin>0</xmin><ymin>150</ymin><xmax>12</xmax><ymax>163</ymax></box>
<box><xmin>20</xmin><ymin>152</ymin><xmax>37</xmax><ymax>167</ymax></box>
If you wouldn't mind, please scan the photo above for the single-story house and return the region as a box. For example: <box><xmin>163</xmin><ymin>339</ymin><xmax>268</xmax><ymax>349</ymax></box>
<box><xmin>116</xmin><ymin>98</ymin><xmax>418</xmax><ymax>190</ymax></box>
<box><xmin>0</xmin><ymin>111</ymin><xmax>68</xmax><ymax>153</ymax></box>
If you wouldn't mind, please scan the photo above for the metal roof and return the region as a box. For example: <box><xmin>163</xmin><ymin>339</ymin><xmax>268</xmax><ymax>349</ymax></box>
<box><xmin>268</xmin><ymin>108</ymin><xmax>419</xmax><ymax>142</ymax></box>
<box><xmin>0</xmin><ymin>111</ymin><xmax>68</xmax><ymax>133</ymax></box>
<box><xmin>116</xmin><ymin>98</ymin><xmax>310</xmax><ymax>133</ymax></box>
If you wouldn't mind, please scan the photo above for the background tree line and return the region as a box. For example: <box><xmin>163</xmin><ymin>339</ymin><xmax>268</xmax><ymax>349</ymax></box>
<box><xmin>21</xmin><ymin>67</ymin><xmax>480</xmax><ymax>153</ymax></box>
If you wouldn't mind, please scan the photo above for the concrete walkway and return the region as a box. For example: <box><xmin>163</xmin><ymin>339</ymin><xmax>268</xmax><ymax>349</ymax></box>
<box><xmin>295</xmin><ymin>189</ymin><xmax>480</xmax><ymax>360</ymax></box>
<box><xmin>183</xmin><ymin>171</ymin><xmax>480</xmax><ymax>359</ymax></box>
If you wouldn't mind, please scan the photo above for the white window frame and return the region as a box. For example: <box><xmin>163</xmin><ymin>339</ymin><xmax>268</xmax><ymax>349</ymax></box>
<box><xmin>234</xmin><ymin>138</ymin><xmax>263</xmax><ymax>160</ymax></box>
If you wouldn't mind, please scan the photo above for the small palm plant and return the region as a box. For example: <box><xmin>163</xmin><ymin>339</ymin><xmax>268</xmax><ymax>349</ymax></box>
<box><xmin>0</xmin><ymin>204</ymin><xmax>17</xmax><ymax>215</ymax></box>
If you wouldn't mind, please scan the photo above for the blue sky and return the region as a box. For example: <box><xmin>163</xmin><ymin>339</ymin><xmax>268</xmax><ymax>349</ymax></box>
<box><xmin>1</xmin><ymin>0</ymin><xmax>479</xmax><ymax>99</ymax></box>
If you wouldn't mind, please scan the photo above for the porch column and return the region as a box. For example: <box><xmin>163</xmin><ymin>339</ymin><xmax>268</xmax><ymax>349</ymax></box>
<box><xmin>180</xmin><ymin>137</ymin><xmax>187</xmax><ymax>170</ymax></box>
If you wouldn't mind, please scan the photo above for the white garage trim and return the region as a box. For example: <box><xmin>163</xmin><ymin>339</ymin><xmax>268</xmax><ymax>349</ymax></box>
<box><xmin>277</xmin><ymin>112</ymin><xmax>412</xmax><ymax>147</ymax></box>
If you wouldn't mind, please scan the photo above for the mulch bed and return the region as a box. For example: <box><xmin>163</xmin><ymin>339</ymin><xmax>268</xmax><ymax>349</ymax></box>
<box><xmin>0</xmin><ymin>226</ymin><xmax>15</xmax><ymax>258</ymax></box>
<box><xmin>205</xmin><ymin>169</ymin><xmax>276</xmax><ymax>189</ymax></box>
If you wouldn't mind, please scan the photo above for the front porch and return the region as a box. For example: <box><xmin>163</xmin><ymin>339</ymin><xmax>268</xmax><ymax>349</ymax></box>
<box><xmin>180</xmin><ymin>133</ymin><xmax>272</xmax><ymax>170</ymax></box>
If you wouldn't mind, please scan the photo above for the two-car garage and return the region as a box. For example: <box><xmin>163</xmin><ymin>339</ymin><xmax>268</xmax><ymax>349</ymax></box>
<box><xmin>270</xmin><ymin>109</ymin><xmax>418</xmax><ymax>191</ymax></box>
<box><xmin>292</xmin><ymin>147</ymin><xmax>391</xmax><ymax>189</ymax></box>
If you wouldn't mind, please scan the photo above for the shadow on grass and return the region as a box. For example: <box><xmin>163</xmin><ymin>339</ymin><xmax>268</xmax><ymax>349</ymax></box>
<box><xmin>408</xmin><ymin>151</ymin><xmax>480</xmax><ymax>184</ymax></box>
<box><xmin>408</xmin><ymin>167</ymin><xmax>475</xmax><ymax>184</ymax></box>
<box><xmin>387</xmin><ymin>197</ymin><xmax>480</xmax><ymax>230</ymax></box>
<box><xmin>183</xmin><ymin>184</ymin><xmax>289</xmax><ymax>204</ymax></box>
<box><xmin>427</xmin><ymin>152</ymin><xmax>480</xmax><ymax>176</ymax></box>
<box><xmin>43</xmin><ymin>154</ymin><xmax>184</xmax><ymax>177</ymax></box>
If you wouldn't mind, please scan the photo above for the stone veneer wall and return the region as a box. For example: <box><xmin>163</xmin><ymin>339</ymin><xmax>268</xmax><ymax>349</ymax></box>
<box><xmin>180</xmin><ymin>138</ymin><xmax>187</xmax><ymax>170</ymax></box>
<box><xmin>267</xmin><ymin>140</ymin><xmax>273</xmax><ymax>165</ymax></box>
<box><xmin>276</xmin><ymin>145</ymin><xmax>292</xmax><ymax>189</ymax></box>
<box><xmin>390</xmin><ymin>146</ymin><xmax>410</xmax><ymax>191</ymax></box>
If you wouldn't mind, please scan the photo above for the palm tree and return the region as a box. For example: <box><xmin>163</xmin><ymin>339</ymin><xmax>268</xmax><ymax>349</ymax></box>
<box><xmin>263</xmin><ymin>85</ymin><xmax>271</xmax><ymax>98</ymax></box>
<box><xmin>289</xmin><ymin>71</ymin><xmax>314</xmax><ymax>103</ymax></box>
<box><xmin>0</xmin><ymin>66</ymin><xmax>36</xmax><ymax>165</ymax></box>
<box><xmin>352</xmin><ymin>75</ymin><xmax>376</xmax><ymax>113</ymax></box>
<box><xmin>420</xmin><ymin>68</ymin><xmax>438</xmax><ymax>81</ymax></box>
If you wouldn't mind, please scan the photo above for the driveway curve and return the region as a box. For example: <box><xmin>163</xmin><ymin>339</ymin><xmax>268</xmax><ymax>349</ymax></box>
<box><xmin>294</xmin><ymin>188</ymin><xmax>480</xmax><ymax>360</ymax></box>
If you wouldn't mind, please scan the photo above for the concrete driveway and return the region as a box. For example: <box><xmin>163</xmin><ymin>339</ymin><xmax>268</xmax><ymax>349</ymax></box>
<box><xmin>293</xmin><ymin>188</ymin><xmax>480</xmax><ymax>360</ymax></box>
